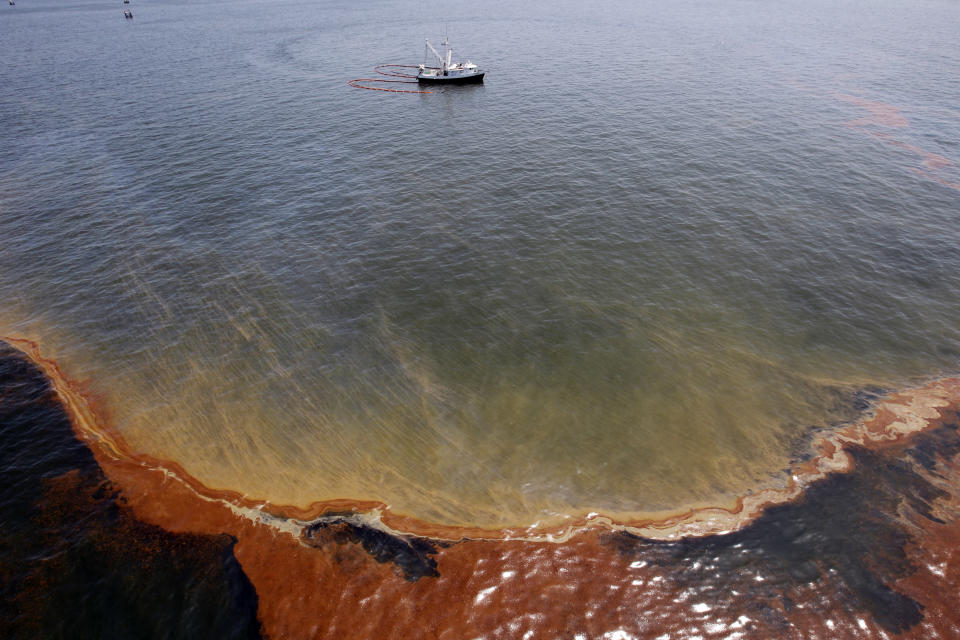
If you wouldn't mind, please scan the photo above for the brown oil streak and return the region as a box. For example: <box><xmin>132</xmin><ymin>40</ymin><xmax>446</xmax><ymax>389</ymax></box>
<box><xmin>836</xmin><ymin>93</ymin><xmax>960</xmax><ymax>193</ymax></box>
<box><xmin>5</xmin><ymin>335</ymin><xmax>960</xmax><ymax>638</ymax></box>
<box><xmin>837</xmin><ymin>93</ymin><xmax>911</xmax><ymax>128</ymax></box>
<box><xmin>892</xmin><ymin>447</ymin><xmax>960</xmax><ymax>638</ymax></box>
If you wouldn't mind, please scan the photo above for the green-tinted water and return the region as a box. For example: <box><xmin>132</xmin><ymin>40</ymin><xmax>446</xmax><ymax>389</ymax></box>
<box><xmin>2</xmin><ymin>0</ymin><xmax>959</xmax><ymax>527</ymax></box>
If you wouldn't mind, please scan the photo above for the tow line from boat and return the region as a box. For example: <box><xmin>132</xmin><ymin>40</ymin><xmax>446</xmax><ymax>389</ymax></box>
<box><xmin>348</xmin><ymin>64</ymin><xmax>434</xmax><ymax>94</ymax></box>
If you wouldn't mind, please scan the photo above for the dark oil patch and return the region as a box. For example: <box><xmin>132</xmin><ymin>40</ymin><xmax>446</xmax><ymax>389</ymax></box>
<box><xmin>604</xmin><ymin>412</ymin><xmax>960</xmax><ymax>635</ymax></box>
<box><xmin>301</xmin><ymin>516</ymin><xmax>449</xmax><ymax>582</ymax></box>
<box><xmin>6</xmin><ymin>339</ymin><xmax>960</xmax><ymax>638</ymax></box>
<box><xmin>0</xmin><ymin>342</ymin><xmax>263</xmax><ymax>640</ymax></box>
<box><xmin>781</xmin><ymin>384</ymin><xmax>887</xmax><ymax>467</ymax></box>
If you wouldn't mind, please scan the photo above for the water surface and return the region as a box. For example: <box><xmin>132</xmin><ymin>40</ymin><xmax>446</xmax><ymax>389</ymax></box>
<box><xmin>2</xmin><ymin>0</ymin><xmax>959</xmax><ymax>527</ymax></box>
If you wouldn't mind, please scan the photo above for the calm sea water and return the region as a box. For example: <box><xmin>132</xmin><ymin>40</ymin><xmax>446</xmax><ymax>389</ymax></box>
<box><xmin>2</xmin><ymin>0</ymin><xmax>959</xmax><ymax>528</ymax></box>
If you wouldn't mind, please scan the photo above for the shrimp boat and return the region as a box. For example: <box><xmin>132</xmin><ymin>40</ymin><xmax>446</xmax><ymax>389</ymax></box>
<box><xmin>417</xmin><ymin>36</ymin><xmax>484</xmax><ymax>84</ymax></box>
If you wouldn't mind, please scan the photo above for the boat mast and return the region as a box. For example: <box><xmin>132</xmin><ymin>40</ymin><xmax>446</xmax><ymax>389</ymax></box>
<box><xmin>424</xmin><ymin>39</ymin><xmax>447</xmax><ymax>73</ymax></box>
<box><xmin>442</xmin><ymin>35</ymin><xmax>452</xmax><ymax>72</ymax></box>
<box><xmin>425</xmin><ymin>37</ymin><xmax>457</xmax><ymax>74</ymax></box>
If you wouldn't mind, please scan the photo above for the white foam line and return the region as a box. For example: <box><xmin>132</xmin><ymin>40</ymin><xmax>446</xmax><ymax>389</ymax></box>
<box><xmin>45</xmin><ymin>340</ymin><xmax>960</xmax><ymax>548</ymax></box>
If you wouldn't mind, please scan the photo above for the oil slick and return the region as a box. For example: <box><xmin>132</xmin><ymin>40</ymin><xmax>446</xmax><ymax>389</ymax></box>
<box><xmin>3</xmin><ymin>337</ymin><xmax>960</xmax><ymax>638</ymax></box>
<box><xmin>0</xmin><ymin>341</ymin><xmax>261</xmax><ymax>640</ymax></box>
<box><xmin>838</xmin><ymin>92</ymin><xmax>960</xmax><ymax>192</ymax></box>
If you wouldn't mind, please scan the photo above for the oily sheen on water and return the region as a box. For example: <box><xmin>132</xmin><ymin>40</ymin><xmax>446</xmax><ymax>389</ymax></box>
<box><xmin>0</xmin><ymin>0</ymin><xmax>959</xmax><ymax>529</ymax></box>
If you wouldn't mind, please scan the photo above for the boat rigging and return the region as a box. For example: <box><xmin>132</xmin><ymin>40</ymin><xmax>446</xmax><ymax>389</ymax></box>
<box><xmin>416</xmin><ymin>36</ymin><xmax>484</xmax><ymax>84</ymax></box>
